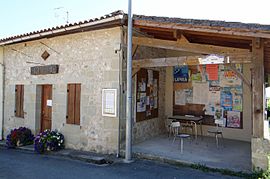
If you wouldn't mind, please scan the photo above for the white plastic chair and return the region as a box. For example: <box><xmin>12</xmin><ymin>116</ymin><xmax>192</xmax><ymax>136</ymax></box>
<box><xmin>171</xmin><ymin>122</ymin><xmax>190</xmax><ymax>154</ymax></box>
<box><xmin>207</xmin><ymin>119</ymin><xmax>224</xmax><ymax>148</ymax></box>
<box><xmin>166</xmin><ymin>118</ymin><xmax>174</xmax><ymax>138</ymax></box>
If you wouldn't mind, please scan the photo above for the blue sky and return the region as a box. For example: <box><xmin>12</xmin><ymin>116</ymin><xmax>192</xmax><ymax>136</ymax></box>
<box><xmin>1</xmin><ymin>0</ymin><xmax>270</xmax><ymax>39</ymax></box>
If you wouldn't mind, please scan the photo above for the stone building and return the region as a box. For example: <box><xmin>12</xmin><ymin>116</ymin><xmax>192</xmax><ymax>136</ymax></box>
<box><xmin>0</xmin><ymin>11</ymin><xmax>270</xmax><ymax>171</ymax></box>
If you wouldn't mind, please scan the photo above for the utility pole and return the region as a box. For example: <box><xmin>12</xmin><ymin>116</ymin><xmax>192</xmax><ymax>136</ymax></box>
<box><xmin>125</xmin><ymin>0</ymin><xmax>133</xmax><ymax>162</ymax></box>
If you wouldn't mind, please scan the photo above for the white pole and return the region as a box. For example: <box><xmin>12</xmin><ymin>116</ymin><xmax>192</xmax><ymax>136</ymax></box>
<box><xmin>125</xmin><ymin>0</ymin><xmax>133</xmax><ymax>162</ymax></box>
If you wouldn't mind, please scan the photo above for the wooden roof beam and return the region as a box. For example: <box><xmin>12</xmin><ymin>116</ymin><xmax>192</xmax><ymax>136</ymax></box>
<box><xmin>132</xmin><ymin>36</ymin><xmax>250</xmax><ymax>56</ymax></box>
<box><xmin>134</xmin><ymin>19</ymin><xmax>270</xmax><ymax>39</ymax></box>
<box><xmin>133</xmin><ymin>55</ymin><xmax>251</xmax><ymax>68</ymax></box>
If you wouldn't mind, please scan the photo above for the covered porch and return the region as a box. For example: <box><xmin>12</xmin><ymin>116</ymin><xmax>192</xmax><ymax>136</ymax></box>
<box><xmin>127</xmin><ymin>14</ymin><xmax>270</xmax><ymax>171</ymax></box>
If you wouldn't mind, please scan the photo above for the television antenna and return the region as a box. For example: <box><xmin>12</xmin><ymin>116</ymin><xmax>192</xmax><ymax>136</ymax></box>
<box><xmin>54</xmin><ymin>7</ymin><xmax>69</xmax><ymax>24</ymax></box>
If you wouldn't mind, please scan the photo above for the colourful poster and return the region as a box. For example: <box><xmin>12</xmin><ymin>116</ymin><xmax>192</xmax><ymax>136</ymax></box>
<box><xmin>231</xmin><ymin>86</ymin><xmax>243</xmax><ymax>112</ymax></box>
<box><xmin>226</xmin><ymin>111</ymin><xmax>241</xmax><ymax>128</ymax></box>
<box><xmin>174</xmin><ymin>66</ymin><xmax>189</xmax><ymax>83</ymax></box>
<box><xmin>220</xmin><ymin>64</ymin><xmax>242</xmax><ymax>87</ymax></box>
<box><xmin>206</xmin><ymin>64</ymin><xmax>219</xmax><ymax>81</ymax></box>
<box><xmin>191</xmin><ymin>73</ymin><xmax>202</xmax><ymax>82</ymax></box>
<box><xmin>221</xmin><ymin>87</ymin><xmax>233</xmax><ymax>111</ymax></box>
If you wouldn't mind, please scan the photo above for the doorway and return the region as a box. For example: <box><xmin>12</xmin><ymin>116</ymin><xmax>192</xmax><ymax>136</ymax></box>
<box><xmin>40</xmin><ymin>85</ymin><xmax>52</xmax><ymax>132</ymax></box>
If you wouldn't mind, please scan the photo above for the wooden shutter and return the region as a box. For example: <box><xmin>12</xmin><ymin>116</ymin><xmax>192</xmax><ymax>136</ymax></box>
<box><xmin>74</xmin><ymin>84</ymin><xmax>81</xmax><ymax>125</ymax></box>
<box><xmin>67</xmin><ymin>84</ymin><xmax>81</xmax><ymax>125</ymax></box>
<box><xmin>15</xmin><ymin>85</ymin><xmax>24</xmax><ymax>118</ymax></box>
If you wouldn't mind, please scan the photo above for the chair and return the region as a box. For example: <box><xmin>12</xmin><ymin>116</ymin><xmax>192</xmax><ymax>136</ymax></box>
<box><xmin>171</xmin><ymin>122</ymin><xmax>190</xmax><ymax>154</ymax></box>
<box><xmin>207</xmin><ymin>119</ymin><xmax>224</xmax><ymax>148</ymax></box>
<box><xmin>165</xmin><ymin>118</ymin><xmax>174</xmax><ymax>138</ymax></box>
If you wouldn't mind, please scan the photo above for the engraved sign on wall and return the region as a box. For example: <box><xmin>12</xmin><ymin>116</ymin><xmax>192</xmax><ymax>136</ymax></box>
<box><xmin>31</xmin><ymin>64</ymin><xmax>59</xmax><ymax>75</ymax></box>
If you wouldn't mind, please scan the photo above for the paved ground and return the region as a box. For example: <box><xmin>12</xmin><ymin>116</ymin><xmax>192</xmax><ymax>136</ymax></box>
<box><xmin>0</xmin><ymin>148</ymin><xmax>239</xmax><ymax>179</ymax></box>
<box><xmin>133</xmin><ymin>135</ymin><xmax>251</xmax><ymax>172</ymax></box>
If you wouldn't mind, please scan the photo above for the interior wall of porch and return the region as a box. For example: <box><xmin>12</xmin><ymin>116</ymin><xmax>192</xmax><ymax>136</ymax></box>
<box><xmin>165</xmin><ymin>64</ymin><xmax>252</xmax><ymax>142</ymax></box>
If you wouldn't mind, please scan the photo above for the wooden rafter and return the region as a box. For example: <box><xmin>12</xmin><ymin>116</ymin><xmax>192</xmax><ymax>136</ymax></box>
<box><xmin>132</xmin><ymin>55</ymin><xmax>251</xmax><ymax>68</ymax></box>
<box><xmin>226</xmin><ymin>64</ymin><xmax>252</xmax><ymax>91</ymax></box>
<box><xmin>132</xmin><ymin>36</ymin><xmax>250</xmax><ymax>56</ymax></box>
<box><xmin>134</xmin><ymin>20</ymin><xmax>270</xmax><ymax>39</ymax></box>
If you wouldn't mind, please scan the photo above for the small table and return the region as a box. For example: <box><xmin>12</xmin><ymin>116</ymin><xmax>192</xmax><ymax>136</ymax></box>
<box><xmin>169</xmin><ymin>115</ymin><xmax>203</xmax><ymax>140</ymax></box>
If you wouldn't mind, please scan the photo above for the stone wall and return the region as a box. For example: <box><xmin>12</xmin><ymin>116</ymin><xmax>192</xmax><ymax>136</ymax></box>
<box><xmin>132</xmin><ymin>45</ymin><xmax>167</xmax><ymax>143</ymax></box>
<box><xmin>252</xmin><ymin>137</ymin><xmax>270</xmax><ymax>170</ymax></box>
<box><xmin>3</xmin><ymin>27</ymin><xmax>122</xmax><ymax>153</ymax></box>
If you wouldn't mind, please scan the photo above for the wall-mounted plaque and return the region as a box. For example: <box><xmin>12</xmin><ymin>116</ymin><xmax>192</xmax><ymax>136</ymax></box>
<box><xmin>31</xmin><ymin>64</ymin><xmax>59</xmax><ymax>75</ymax></box>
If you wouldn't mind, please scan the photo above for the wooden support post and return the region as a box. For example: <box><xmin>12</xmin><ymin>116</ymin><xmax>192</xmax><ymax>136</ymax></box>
<box><xmin>252</xmin><ymin>38</ymin><xmax>265</xmax><ymax>138</ymax></box>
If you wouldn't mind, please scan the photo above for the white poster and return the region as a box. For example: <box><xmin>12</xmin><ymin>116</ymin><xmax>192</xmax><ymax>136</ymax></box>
<box><xmin>192</xmin><ymin>82</ymin><xmax>209</xmax><ymax>105</ymax></box>
<box><xmin>208</xmin><ymin>90</ymin><xmax>220</xmax><ymax>106</ymax></box>
<box><xmin>102</xmin><ymin>89</ymin><xmax>117</xmax><ymax>117</ymax></box>
<box><xmin>175</xmin><ymin>90</ymin><xmax>186</xmax><ymax>105</ymax></box>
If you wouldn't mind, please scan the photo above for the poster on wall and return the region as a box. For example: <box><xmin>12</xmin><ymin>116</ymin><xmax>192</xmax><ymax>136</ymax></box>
<box><xmin>147</xmin><ymin>70</ymin><xmax>153</xmax><ymax>87</ymax></box>
<box><xmin>191</xmin><ymin>73</ymin><xmax>202</xmax><ymax>82</ymax></box>
<box><xmin>220</xmin><ymin>64</ymin><xmax>242</xmax><ymax>87</ymax></box>
<box><xmin>192</xmin><ymin>82</ymin><xmax>209</xmax><ymax>105</ymax></box>
<box><xmin>231</xmin><ymin>86</ymin><xmax>243</xmax><ymax>112</ymax></box>
<box><xmin>175</xmin><ymin>90</ymin><xmax>186</xmax><ymax>105</ymax></box>
<box><xmin>102</xmin><ymin>89</ymin><xmax>117</xmax><ymax>117</ymax></box>
<box><xmin>174</xmin><ymin>66</ymin><xmax>189</xmax><ymax>83</ymax></box>
<box><xmin>185</xmin><ymin>89</ymin><xmax>193</xmax><ymax>103</ymax></box>
<box><xmin>138</xmin><ymin>79</ymin><xmax>146</xmax><ymax>92</ymax></box>
<box><xmin>214</xmin><ymin>107</ymin><xmax>223</xmax><ymax>120</ymax></box>
<box><xmin>226</xmin><ymin>111</ymin><xmax>241</xmax><ymax>128</ymax></box>
<box><xmin>206</xmin><ymin>64</ymin><xmax>219</xmax><ymax>81</ymax></box>
<box><xmin>137</xmin><ymin>93</ymin><xmax>146</xmax><ymax>112</ymax></box>
<box><xmin>221</xmin><ymin>87</ymin><xmax>233</xmax><ymax>111</ymax></box>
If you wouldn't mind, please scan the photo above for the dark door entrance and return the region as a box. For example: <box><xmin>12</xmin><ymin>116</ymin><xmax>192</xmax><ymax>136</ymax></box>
<box><xmin>40</xmin><ymin>85</ymin><xmax>52</xmax><ymax>132</ymax></box>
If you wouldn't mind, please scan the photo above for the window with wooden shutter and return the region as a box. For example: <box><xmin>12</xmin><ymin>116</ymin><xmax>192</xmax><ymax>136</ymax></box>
<box><xmin>66</xmin><ymin>84</ymin><xmax>81</xmax><ymax>125</ymax></box>
<box><xmin>15</xmin><ymin>85</ymin><xmax>24</xmax><ymax>118</ymax></box>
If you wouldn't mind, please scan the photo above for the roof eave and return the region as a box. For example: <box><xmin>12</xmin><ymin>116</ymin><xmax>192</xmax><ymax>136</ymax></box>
<box><xmin>133</xmin><ymin>19</ymin><xmax>270</xmax><ymax>39</ymax></box>
<box><xmin>0</xmin><ymin>14</ymin><xmax>125</xmax><ymax>46</ymax></box>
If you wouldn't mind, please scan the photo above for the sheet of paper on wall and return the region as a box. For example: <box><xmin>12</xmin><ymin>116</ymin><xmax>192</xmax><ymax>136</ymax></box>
<box><xmin>227</xmin><ymin>111</ymin><xmax>241</xmax><ymax>128</ymax></box>
<box><xmin>220</xmin><ymin>70</ymin><xmax>242</xmax><ymax>87</ymax></box>
<box><xmin>221</xmin><ymin>87</ymin><xmax>233</xmax><ymax>111</ymax></box>
<box><xmin>192</xmin><ymin>82</ymin><xmax>209</xmax><ymax>105</ymax></box>
<box><xmin>204</xmin><ymin>105</ymin><xmax>215</xmax><ymax>116</ymax></box>
<box><xmin>147</xmin><ymin>70</ymin><xmax>153</xmax><ymax>87</ymax></box>
<box><xmin>47</xmin><ymin>100</ymin><xmax>52</xmax><ymax>107</ymax></box>
<box><xmin>146</xmin><ymin>110</ymin><xmax>151</xmax><ymax>116</ymax></box>
<box><xmin>139</xmin><ymin>93</ymin><xmax>147</xmax><ymax>104</ymax></box>
<box><xmin>154</xmin><ymin>97</ymin><xmax>158</xmax><ymax>109</ymax></box>
<box><xmin>191</xmin><ymin>73</ymin><xmax>202</xmax><ymax>82</ymax></box>
<box><xmin>137</xmin><ymin>102</ymin><xmax>146</xmax><ymax>112</ymax></box>
<box><xmin>208</xmin><ymin>90</ymin><xmax>220</xmax><ymax>106</ymax></box>
<box><xmin>206</xmin><ymin>64</ymin><xmax>219</xmax><ymax>81</ymax></box>
<box><xmin>233</xmin><ymin>94</ymin><xmax>242</xmax><ymax>111</ymax></box>
<box><xmin>149</xmin><ymin>97</ymin><xmax>154</xmax><ymax>109</ymax></box>
<box><xmin>146</xmin><ymin>96</ymin><xmax>150</xmax><ymax>105</ymax></box>
<box><xmin>153</xmin><ymin>79</ymin><xmax>158</xmax><ymax>96</ymax></box>
<box><xmin>185</xmin><ymin>89</ymin><xmax>193</xmax><ymax>103</ymax></box>
<box><xmin>175</xmin><ymin>90</ymin><xmax>186</xmax><ymax>105</ymax></box>
<box><xmin>139</xmin><ymin>79</ymin><xmax>146</xmax><ymax>92</ymax></box>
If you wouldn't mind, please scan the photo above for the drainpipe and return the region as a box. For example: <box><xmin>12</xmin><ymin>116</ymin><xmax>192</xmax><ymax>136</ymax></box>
<box><xmin>0</xmin><ymin>47</ymin><xmax>4</xmax><ymax>140</ymax></box>
<box><xmin>125</xmin><ymin>0</ymin><xmax>133</xmax><ymax>162</ymax></box>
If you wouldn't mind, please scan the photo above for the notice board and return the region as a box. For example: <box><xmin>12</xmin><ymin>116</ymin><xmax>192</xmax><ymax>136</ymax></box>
<box><xmin>136</xmin><ymin>68</ymin><xmax>159</xmax><ymax>122</ymax></box>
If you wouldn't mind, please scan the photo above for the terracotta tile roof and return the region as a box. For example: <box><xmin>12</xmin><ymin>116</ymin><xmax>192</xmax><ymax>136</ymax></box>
<box><xmin>0</xmin><ymin>10</ymin><xmax>125</xmax><ymax>45</ymax></box>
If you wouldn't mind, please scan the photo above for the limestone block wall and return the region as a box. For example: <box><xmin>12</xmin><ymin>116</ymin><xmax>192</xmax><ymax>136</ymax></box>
<box><xmin>3</xmin><ymin>27</ymin><xmax>122</xmax><ymax>153</ymax></box>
